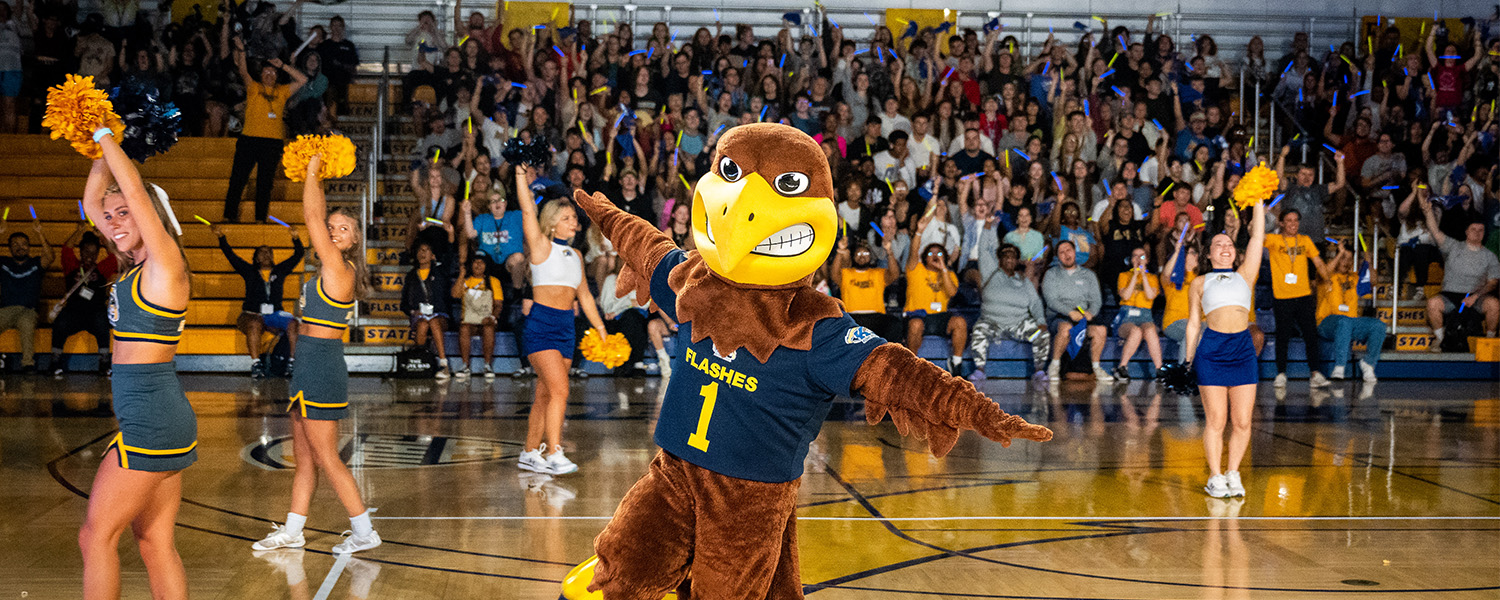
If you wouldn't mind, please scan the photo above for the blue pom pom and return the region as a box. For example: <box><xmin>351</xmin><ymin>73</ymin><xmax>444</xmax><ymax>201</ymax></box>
<box><xmin>109</xmin><ymin>83</ymin><xmax>182</xmax><ymax>163</ymax></box>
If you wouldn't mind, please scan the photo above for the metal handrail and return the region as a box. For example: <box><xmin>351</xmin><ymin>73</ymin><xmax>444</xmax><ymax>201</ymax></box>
<box><xmin>354</xmin><ymin>46</ymin><xmax>390</xmax><ymax>336</ymax></box>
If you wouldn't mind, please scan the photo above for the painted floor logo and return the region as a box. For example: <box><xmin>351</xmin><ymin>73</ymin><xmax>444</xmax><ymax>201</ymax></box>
<box><xmin>243</xmin><ymin>434</ymin><xmax>522</xmax><ymax>470</ymax></box>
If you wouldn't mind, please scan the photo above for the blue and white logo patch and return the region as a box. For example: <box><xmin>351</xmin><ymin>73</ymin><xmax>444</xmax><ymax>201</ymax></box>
<box><xmin>844</xmin><ymin>326</ymin><xmax>877</xmax><ymax>345</ymax></box>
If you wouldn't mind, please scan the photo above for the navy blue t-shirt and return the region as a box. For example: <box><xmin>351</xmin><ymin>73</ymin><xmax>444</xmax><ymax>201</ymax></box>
<box><xmin>0</xmin><ymin>256</ymin><xmax>43</xmax><ymax>309</ymax></box>
<box><xmin>650</xmin><ymin>250</ymin><xmax>885</xmax><ymax>483</ymax></box>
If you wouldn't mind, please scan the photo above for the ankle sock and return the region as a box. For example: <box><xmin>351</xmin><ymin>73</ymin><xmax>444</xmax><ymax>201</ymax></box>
<box><xmin>284</xmin><ymin>512</ymin><xmax>307</xmax><ymax>536</ymax></box>
<box><xmin>350</xmin><ymin>510</ymin><xmax>374</xmax><ymax>537</ymax></box>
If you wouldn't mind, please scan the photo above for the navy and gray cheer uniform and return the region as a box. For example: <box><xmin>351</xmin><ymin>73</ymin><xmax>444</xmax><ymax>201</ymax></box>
<box><xmin>288</xmin><ymin>274</ymin><xmax>356</xmax><ymax>420</ymax></box>
<box><xmin>106</xmin><ymin>263</ymin><xmax>197</xmax><ymax>471</ymax></box>
<box><xmin>650</xmin><ymin>250</ymin><xmax>885</xmax><ymax>483</ymax></box>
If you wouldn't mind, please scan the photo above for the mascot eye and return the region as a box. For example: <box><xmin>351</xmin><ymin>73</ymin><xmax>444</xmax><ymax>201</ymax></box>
<box><xmin>773</xmin><ymin>172</ymin><xmax>810</xmax><ymax>196</ymax></box>
<box><xmin>718</xmin><ymin>157</ymin><xmax>742</xmax><ymax>182</ymax></box>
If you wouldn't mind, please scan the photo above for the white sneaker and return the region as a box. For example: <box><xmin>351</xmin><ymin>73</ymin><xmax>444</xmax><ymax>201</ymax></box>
<box><xmin>331</xmin><ymin>530</ymin><xmax>382</xmax><ymax>554</ymax></box>
<box><xmin>545</xmin><ymin>447</ymin><xmax>578</xmax><ymax>475</ymax></box>
<box><xmin>455</xmin><ymin>367</ymin><xmax>470</xmax><ymax>378</ymax></box>
<box><xmin>1274</xmin><ymin>373</ymin><xmax>1288</xmax><ymax>387</ymax></box>
<box><xmin>1092</xmin><ymin>365</ymin><xmax>1114</xmax><ymax>381</ymax></box>
<box><xmin>1205</xmin><ymin>474</ymin><xmax>1233</xmax><ymax>498</ymax></box>
<box><xmin>1225</xmin><ymin>471</ymin><xmax>1246</xmax><ymax>497</ymax></box>
<box><xmin>1310</xmin><ymin>371</ymin><xmax>1330</xmax><ymax>387</ymax></box>
<box><xmin>251</xmin><ymin>523</ymin><xmax>306</xmax><ymax>551</ymax></box>
<box><xmin>1359</xmin><ymin>361</ymin><xmax>1377</xmax><ymax>382</ymax></box>
<box><xmin>483</xmin><ymin>364</ymin><xmax>495</xmax><ymax>379</ymax></box>
<box><xmin>435</xmin><ymin>367</ymin><xmax>451</xmax><ymax>380</ymax></box>
<box><xmin>518</xmin><ymin>447</ymin><xmax>550</xmax><ymax>473</ymax></box>
<box><xmin>1329</xmin><ymin>365</ymin><xmax>1346</xmax><ymax>380</ymax></box>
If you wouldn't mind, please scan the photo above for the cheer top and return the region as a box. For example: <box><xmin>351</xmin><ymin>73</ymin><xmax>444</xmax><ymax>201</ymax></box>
<box><xmin>532</xmin><ymin>239</ymin><xmax>583</xmax><ymax>288</ymax></box>
<box><xmin>650</xmin><ymin>250</ymin><xmax>885</xmax><ymax>483</ymax></box>
<box><xmin>299</xmin><ymin>273</ymin><xmax>356</xmax><ymax>330</ymax></box>
<box><xmin>1201</xmin><ymin>269</ymin><xmax>1253</xmax><ymax>315</ymax></box>
<box><xmin>109</xmin><ymin>263</ymin><xmax>186</xmax><ymax>345</ymax></box>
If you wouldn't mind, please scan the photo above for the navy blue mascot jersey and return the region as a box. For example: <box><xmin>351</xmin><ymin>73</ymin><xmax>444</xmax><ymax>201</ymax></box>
<box><xmin>650</xmin><ymin>250</ymin><xmax>885</xmax><ymax>483</ymax></box>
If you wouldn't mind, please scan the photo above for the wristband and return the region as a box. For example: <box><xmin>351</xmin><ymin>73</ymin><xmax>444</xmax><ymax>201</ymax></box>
<box><xmin>93</xmin><ymin>127</ymin><xmax>114</xmax><ymax>142</ymax></box>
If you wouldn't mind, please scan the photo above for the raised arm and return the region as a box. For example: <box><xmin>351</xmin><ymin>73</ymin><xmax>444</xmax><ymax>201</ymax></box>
<box><xmin>96</xmin><ymin>133</ymin><xmax>187</xmax><ymax>291</ymax></box>
<box><xmin>1327</xmin><ymin>150</ymin><xmax>1346</xmax><ymax>194</ymax></box>
<box><xmin>1418</xmin><ymin>187</ymin><xmax>1447</xmax><ymax>247</ymax></box>
<box><xmin>514</xmin><ymin>165</ymin><xmax>550</xmax><ymax>265</ymax></box>
<box><xmin>233</xmin><ymin>38</ymin><xmax>253</xmax><ymax>87</ymax></box>
<box><xmin>301</xmin><ymin>156</ymin><xmax>354</xmax><ymax>291</ymax></box>
<box><xmin>1237</xmin><ymin>192</ymin><xmax>1267</xmax><ymax>285</ymax></box>
<box><xmin>270</xmin><ymin>57</ymin><xmax>308</xmax><ymax>97</ymax></box>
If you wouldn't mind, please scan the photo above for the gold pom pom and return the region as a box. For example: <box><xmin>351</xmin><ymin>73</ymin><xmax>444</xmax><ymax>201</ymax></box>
<box><xmin>579</xmin><ymin>329</ymin><xmax>632</xmax><ymax>369</ymax></box>
<box><xmin>42</xmin><ymin>74</ymin><xmax>122</xmax><ymax>159</ymax></box>
<box><xmin>282</xmin><ymin>134</ymin><xmax>358</xmax><ymax>182</ymax></box>
<box><xmin>1232</xmin><ymin>164</ymin><xmax>1281</xmax><ymax>210</ymax></box>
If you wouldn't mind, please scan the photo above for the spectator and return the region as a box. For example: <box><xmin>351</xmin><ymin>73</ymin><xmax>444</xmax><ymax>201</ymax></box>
<box><xmin>215</xmin><ymin>223</ymin><xmax>304</xmax><ymax>378</ymax></box>
<box><xmin>1041</xmin><ymin>240</ymin><xmax>1111</xmax><ymax>381</ymax></box>
<box><xmin>401</xmin><ymin>242</ymin><xmax>454</xmax><ymax>378</ymax></box>
<box><xmin>968</xmin><ymin>242</ymin><xmax>1050</xmax><ymax>382</ymax></box>
<box><xmin>320</xmin><ymin>16</ymin><xmax>359</xmax><ymax>115</ymax></box>
<box><xmin>0</xmin><ymin>0</ymin><xmax>25</xmax><ymax>133</ymax></box>
<box><xmin>1314</xmin><ymin>243</ymin><xmax>1384</xmax><ymax>381</ymax></box>
<box><xmin>1160</xmin><ymin>237</ymin><xmax>1199</xmax><ymax>359</ymax></box>
<box><xmin>1419</xmin><ymin>191</ymin><xmax>1500</xmax><ymax>347</ymax></box>
<box><xmin>450</xmin><ymin>254</ymin><xmax>503</xmax><ymax>377</ymax></box>
<box><xmin>0</xmin><ymin>221</ymin><xmax>51</xmax><ymax>371</ymax></box>
<box><xmin>903</xmin><ymin>237</ymin><xmax>968</xmax><ymax>375</ymax></box>
<box><xmin>461</xmin><ymin>188</ymin><xmax>526</xmax><ymax>291</ymax></box>
<box><xmin>1265</xmin><ymin>208</ymin><xmax>1330</xmax><ymax>387</ymax></box>
<box><xmin>873</xmin><ymin>130</ymin><xmax>917</xmax><ymax>188</ymax></box>
<box><xmin>1113</xmin><ymin>246</ymin><xmax>1164</xmax><ymax>379</ymax></box>
<box><xmin>1273</xmin><ymin>146</ymin><xmax>1346</xmax><ymax>238</ymax></box>
<box><xmin>224</xmin><ymin>40</ymin><xmax>306</xmax><ymax>223</ymax></box>
<box><xmin>831</xmin><ymin>235</ymin><xmax>901</xmax><ymax>342</ymax></box>
<box><xmin>48</xmin><ymin>224</ymin><xmax>116</xmax><ymax>375</ymax></box>
<box><xmin>1396</xmin><ymin>184</ymin><xmax>1444</xmax><ymax>298</ymax></box>
<box><xmin>1359</xmin><ymin>132</ymin><xmax>1407</xmax><ymax>215</ymax></box>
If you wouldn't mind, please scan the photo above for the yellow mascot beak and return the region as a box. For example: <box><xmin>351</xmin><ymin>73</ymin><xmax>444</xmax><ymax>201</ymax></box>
<box><xmin>692</xmin><ymin>171</ymin><xmax>837</xmax><ymax>286</ymax></box>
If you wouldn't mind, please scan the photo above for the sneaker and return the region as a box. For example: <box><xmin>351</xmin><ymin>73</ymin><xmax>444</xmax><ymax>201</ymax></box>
<box><xmin>967</xmin><ymin>369</ymin><xmax>987</xmax><ymax>383</ymax></box>
<box><xmin>1205</xmin><ymin>474</ymin><xmax>1233</xmax><ymax>498</ymax></box>
<box><xmin>1113</xmin><ymin>365</ymin><xmax>1131</xmax><ymax>381</ymax></box>
<box><xmin>569</xmin><ymin>367</ymin><xmax>589</xmax><ymax>379</ymax></box>
<box><xmin>456</xmin><ymin>367</ymin><xmax>471</xmax><ymax>378</ymax></box>
<box><xmin>1310</xmin><ymin>371</ymin><xmax>1330</xmax><ymax>387</ymax></box>
<box><xmin>545</xmin><ymin>447</ymin><xmax>579</xmax><ymax>475</ymax></box>
<box><xmin>435</xmin><ymin>366</ymin><xmax>451</xmax><ymax>380</ymax></box>
<box><xmin>1032</xmin><ymin>369</ymin><xmax>1048</xmax><ymax>381</ymax></box>
<box><xmin>658</xmin><ymin>359</ymin><xmax>672</xmax><ymax>380</ymax></box>
<box><xmin>1092</xmin><ymin>365</ymin><xmax>1115</xmax><ymax>381</ymax></box>
<box><xmin>250</xmin><ymin>359</ymin><xmax>266</xmax><ymax>379</ymax></box>
<box><xmin>331</xmin><ymin>530</ymin><xmax>382</xmax><ymax>554</ymax></box>
<box><xmin>512</xmin><ymin>366</ymin><xmax>534</xmax><ymax>378</ymax></box>
<box><xmin>483</xmin><ymin>364</ymin><xmax>495</xmax><ymax>379</ymax></box>
<box><xmin>51</xmin><ymin>364</ymin><xmax>65</xmax><ymax>377</ymax></box>
<box><xmin>1359</xmin><ymin>361</ymin><xmax>1377</xmax><ymax>382</ymax></box>
<box><xmin>1429</xmin><ymin>330</ymin><xmax>1444</xmax><ymax>353</ymax></box>
<box><xmin>250</xmin><ymin>523</ymin><xmax>306</xmax><ymax>551</ymax></box>
<box><xmin>1274</xmin><ymin>373</ymin><xmax>1288</xmax><ymax>387</ymax></box>
<box><xmin>518</xmin><ymin>447</ymin><xmax>550</xmax><ymax>473</ymax></box>
<box><xmin>1225</xmin><ymin>471</ymin><xmax>1246</xmax><ymax>497</ymax></box>
<box><xmin>1330</xmin><ymin>365</ymin><xmax>1346</xmax><ymax>380</ymax></box>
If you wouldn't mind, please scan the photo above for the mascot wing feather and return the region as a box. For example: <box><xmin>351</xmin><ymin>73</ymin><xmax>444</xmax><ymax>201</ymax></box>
<box><xmin>854</xmin><ymin>344</ymin><xmax>1053</xmax><ymax>457</ymax></box>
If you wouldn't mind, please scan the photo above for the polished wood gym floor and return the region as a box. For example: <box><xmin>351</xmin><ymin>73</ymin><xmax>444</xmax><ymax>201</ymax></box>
<box><xmin>2</xmin><ymin>373</ymin><xmax>1497</xmax><ymax>599</ymax></box>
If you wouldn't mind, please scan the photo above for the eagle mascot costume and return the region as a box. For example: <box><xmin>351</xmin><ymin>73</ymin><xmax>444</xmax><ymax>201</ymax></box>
<box><xmin>562</xmin><ymin>123</ymin><xmax>1053</xmax><ymax>599</ymax></box>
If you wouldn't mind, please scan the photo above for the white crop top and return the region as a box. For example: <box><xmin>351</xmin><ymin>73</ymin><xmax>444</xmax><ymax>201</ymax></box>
<box><xmin>1201</xmin><ymin>269</ymin><xmax>1253</xmax><ymax>314</ymax></box>
<box><xmin>532</xmin><ymin>240</ymin><xmax>583</xmax><ymax>288</ymax></box>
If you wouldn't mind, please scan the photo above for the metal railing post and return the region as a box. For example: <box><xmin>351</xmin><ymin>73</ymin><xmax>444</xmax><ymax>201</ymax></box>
<box><xmin>1238</xmin><ymin>69</ymin><xmax>1244</xmax><ymax>124</ymax></box>
<box><xmin>1389</xmin><ymin>245</ymin><xmax>1400</xmax><ymax>335</ymax></box>
<box><xmin>1253</xmin><ymin>81</ymin><xmax>1260</xmax><ymax>154</ymax></box>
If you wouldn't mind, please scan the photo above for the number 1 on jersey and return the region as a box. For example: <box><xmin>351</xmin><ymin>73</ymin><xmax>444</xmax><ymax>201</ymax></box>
<box><xmin>687</xmin><ymin>382</ymin><xmax>719</xmax><ymax>452</ymax></box>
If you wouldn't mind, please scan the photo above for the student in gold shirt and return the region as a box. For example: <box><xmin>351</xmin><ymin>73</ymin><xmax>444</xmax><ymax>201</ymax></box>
<box><xmin>905</xmin><ymin>218</ymin><xmax>968</xmax><ymax>374</ymax></box>
<box><xmin>451</xmin><ymin>255</ymin><xmax>505</xmax><ymax>378</ymax></box>
<box><xmin>1113</xmin><ymin>246</ymin><xmax>1164</xmax><ymax>380</ymax></box>
<box><xmin>1314</xmin><ymin>243</ymin><xmax>1385</xmax><ymax>382</ymax></box>
<box><xmin>1160</xmin><ymin>236</ymin><xmax>1198</xmax><ymax>360</ymax></box>
<box><xmin>831</xmin><ymin>235</ymin><xmax>901</xmax><ymax>341</ymax></box>
<box><xmin>1264</xmin><ymin>208</ymin><xmax>1330</xmax><ymax>387</ymax></box>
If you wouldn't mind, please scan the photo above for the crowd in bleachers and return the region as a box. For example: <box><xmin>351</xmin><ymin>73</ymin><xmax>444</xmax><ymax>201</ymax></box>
<box><xmin>2</xmin><ymin>0</ymin><xmax>1498</xmax><ymax>380</ymax></box>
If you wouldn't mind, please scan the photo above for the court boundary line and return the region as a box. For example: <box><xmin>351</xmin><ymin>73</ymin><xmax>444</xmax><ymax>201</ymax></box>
<box><xmin>312</xmin><ymin>553</ymin><xmax>351</xmax><ymax>600</ymax></box>
<box><xmin>370</xmin><ymin>515</ymin><xmax>1500</xmax><ymax>521</ymax></box>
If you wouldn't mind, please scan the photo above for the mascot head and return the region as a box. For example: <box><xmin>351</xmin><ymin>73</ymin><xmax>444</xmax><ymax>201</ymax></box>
<box><xmin>692</xmin><ymin>123</ymin><xmax>837</xmax><ymax>286</ymax></box>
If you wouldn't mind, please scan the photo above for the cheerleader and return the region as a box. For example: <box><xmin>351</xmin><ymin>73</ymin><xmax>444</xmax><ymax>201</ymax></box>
<box><xmin>251</xmin><ymin>154</ymin><xmax>381</xmax><ymax>554</ymax></box>
<box><xmin>1184</xmin><ymin>188</ymin><xmax>1267</xmax><ymax>499</ymax></box>
<box><xmin>514</xmin><ymin>165</ymin><xmax>608</xmax><ymax>475</ymax></box>
<box><xmin>78</xmin><ymin>129</ymin><xmax>195</xmax><ymax>599</ymax></box>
